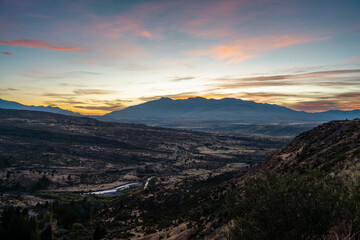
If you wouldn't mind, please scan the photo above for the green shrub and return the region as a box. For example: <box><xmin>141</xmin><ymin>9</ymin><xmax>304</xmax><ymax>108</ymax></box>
<box><xmin>229</xmin><ymin>171</ymin><xmax>360</xmax><ymax>240</ymax></box>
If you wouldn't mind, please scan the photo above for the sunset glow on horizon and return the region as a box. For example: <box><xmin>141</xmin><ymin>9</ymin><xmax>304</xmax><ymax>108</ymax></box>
<box><xmin>1</xmin><ymin>0</ymin><xmax>360</xmax><ymax>115</ymax></box>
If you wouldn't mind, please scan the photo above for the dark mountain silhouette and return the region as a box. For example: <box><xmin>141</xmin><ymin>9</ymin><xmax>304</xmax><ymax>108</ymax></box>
<box><xmin>105</xmin><ymin>97</ymin><xmax>360</xmax><ymax>123</ymax></box>
<box><xmin>105</xmin><ymin>97</ymin><xmax>310</xmax><ymax>122</ymax></box>
<box><xmin>0</xmin><ymin>98</ymin><xmax>81</xmax><ymax>116</ymax></box>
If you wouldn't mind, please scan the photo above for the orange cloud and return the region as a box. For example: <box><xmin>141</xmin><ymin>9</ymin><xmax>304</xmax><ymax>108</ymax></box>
<box><xmin>0</xmin><ymin>39</ymin><xmax>81</xmax><ymax>51</ymax></box>
<box><xmin>194</xmin><ymin>45</ymin><xmax>256</xmax><ymax>63</ymax></box>
<box><xmin>2</xmin><ymin>51</ymin><xmax>13</xmax><ymax>55</ymax></box>
<box><xmin>343</xmin><ymin>102</ymin><xmax>360</xmax><ymax>106</ymax></box>
<box><xmin>192</xmin><ymin>35</ymin><xmax>330</xmax><ymax>63</ymax></box>
<box><xmin>297</xmin><ymin>103</ymin><xmax>331</xmax><ymax>107</ymax></box>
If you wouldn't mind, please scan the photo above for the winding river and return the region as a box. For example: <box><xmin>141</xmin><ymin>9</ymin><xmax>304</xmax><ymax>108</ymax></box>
<box><xmin>84</xmin><ymin>176</ymin><xmax>155</xmax><ymax>196</ymax></box>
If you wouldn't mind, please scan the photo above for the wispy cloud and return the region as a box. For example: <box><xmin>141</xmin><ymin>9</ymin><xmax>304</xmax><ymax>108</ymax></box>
<box><xmin>19</xmin><ymin>70</ymin><xmax>99</xmax><ymax>80</ymax></box>
<box><xmin>70</xmin><ymin>99</ymin><xmax>133</xmax><ymax>112</ymax></box>
<box><xmin>0</xmin><ymin>39</ymin><xmax>82</xmax><ymax>51</ymax></box>
<box><xmin>169</xmin><ymin>76</ymin><xmax>195</xmax><ymax>82</ymax></box>
<box><xmin>73</xmin><ymin>89</ymin><xmax>118</xmax><ymax>95</ymax></box>
<box><xmin>192</xmin><ymin>35</ymin><xmax>330</xmax><ymax>63</ymax></box>
<box><xmin>73</xmin><ymin>105</ymin><xmax>122</xmax><ymax>111</ymax></box>
<box><xmin>212</xmin><ymin>69</ymin><xmax>360</xmax><ymax>88</ymax></box>
<box><xmin>43</xmin><ymin>88</ymin><xmax>118</xmax><ymax>97</ymax></box>
<box><xmin>0</xmin><ymin>88</ymin><xmax>17</xmax><ymax>93</ymax></box>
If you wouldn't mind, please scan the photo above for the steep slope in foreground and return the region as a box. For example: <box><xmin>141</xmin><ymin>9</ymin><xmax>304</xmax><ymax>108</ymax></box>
<box><xmin>0</xmin><ymin>98</ymin><xmax>81</xmax><ymax>116</ymax></box>
<box><xmin>224</xmin><ymin>119</ymin><xmax>360</xmax><ymax>240</ymax></box>
<box><xmin>262</xmin><ymin>118</ymin><xmax>360</xmax><ymax>175</ymax></box>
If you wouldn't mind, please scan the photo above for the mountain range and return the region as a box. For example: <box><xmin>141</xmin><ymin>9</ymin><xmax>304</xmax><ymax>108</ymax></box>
<box><xmin>1</xmin><ymin>97</ymin><xmax>360</xmax><ymax>135</ymax></box>
<box><xmin>105</xmin><ymin>97</ymin><xmax>360</xmax><ymax>123</ymax></box>
<box><xmin>0</xmin><ymin>98</ymin><xmax>81</xmax><ymax>116</ymax></box>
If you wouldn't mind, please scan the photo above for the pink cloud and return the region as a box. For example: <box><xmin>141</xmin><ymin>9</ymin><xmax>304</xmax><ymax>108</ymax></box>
<box><xmin>192</xmin><ymin>35</ymin><xmax>330</xmax><ymax>63</ymax></box>
<box><xmin>0</xmin><ymin>39</ymin><xmax>81</xmax><ymax>51</ymax></box>
<box><xmin>139</xmin><ymin>30</ymin><xmax>153</xmax><ymax>38</ymax></box>
<box><xmin>2</xmin><ymin>51</ymin><xmax>13</xmax><ymax>55</ymax></box>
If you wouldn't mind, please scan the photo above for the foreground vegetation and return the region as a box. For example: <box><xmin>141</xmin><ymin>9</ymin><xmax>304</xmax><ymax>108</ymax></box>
<box><xmin>229</xmin><ymin>171</ymin><xmax>360</xmax><ymax>240</ymax></box>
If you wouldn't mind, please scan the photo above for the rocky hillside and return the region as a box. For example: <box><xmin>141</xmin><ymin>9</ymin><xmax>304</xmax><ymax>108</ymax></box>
<box><xmin>262</xmin><ymin>119</ymin><xmax>360</xmax><ymax>176</ymax></box>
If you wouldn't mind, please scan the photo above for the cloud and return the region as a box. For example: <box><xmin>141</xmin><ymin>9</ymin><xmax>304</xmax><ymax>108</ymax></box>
<box><xmin>290</xmin><ymin>102</ymin><xmax>337</xmax><ymax>112</ymax></box>
<box><xmin>343</xmin><ymin>102</ymin><xmax>360</xmax><ymax>106</ymax></box>
<box><xmin>169</xmin><ymin>76</ymin><xmax>195</xmax><ymax>82</ymax></box>
<box><xmin>20</xmin><ymin>70</ymin><xmax>99</xmax><ymax>80</ymax></box>
<box><xmin>0</xmin><ymin>88</ymin><xmax>17</xmax><ymax>91</ymax></box>
<box><xmin>2</xmin><ymin>51</ymin><xmax>13</xmax><ymax>55</ymax></box>
<box><xmin>73</xmin><ymin>105</ymin><xmax>122</xmax><ymax>111</ymax></box>
<box><xmin>337</xmin><ymin>93</ymin><xmax>360</xmax><ymax>98</ymax></box>
<box><xmin>212</xmin><ymin>69</ymin><xmax>360</xmax><ymax>89</ymax></box>
<box><xmin>71</xmin><ymin>98</ymin><xmax>135</xmax><ymax>112</ymax></box>
<box><xmin>0</xmin><ymin>39</ymin><xmax>82</xmax><ymax>51</ymax></box>
<box><xmin>284</xmin><ymin>90</ymin><xmax>360</xmax><ymax>112</ymax></box>
<box><xmin>43</xmin><ymin>89</ymin><xmax>118</xmax><ymax>97</ymax></box>
<box><xmin>0</xmin><ymin>88</ymin><xmax>18</xmax><ymax>95</ymax></box>
<box><xmin>192</xmin><ymin>35</ymin><xmax>330</xmax><ymax>63</ymax></box>
<box><xmin>139</xmin><ymin>30</ymin><xmax>153</xmax><ymax>38</ymax></box>
<box><xmin>73</xmin><ymin>89</ymin><xmax>118</xmax><ymax>95</ymax></box>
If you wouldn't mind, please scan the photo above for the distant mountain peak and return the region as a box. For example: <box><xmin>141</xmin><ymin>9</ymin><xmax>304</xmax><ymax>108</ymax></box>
<box><xmin>158</xmin><ymin>97</ymin><xmax>173</xmax><ymax>101</ymax></box>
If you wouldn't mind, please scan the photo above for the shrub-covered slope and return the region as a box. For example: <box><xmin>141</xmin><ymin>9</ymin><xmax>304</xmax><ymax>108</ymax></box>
<box><xmin>262</xmin><ymin>119</ymin><xmax>360</xmax><ymax>175</ymax></box>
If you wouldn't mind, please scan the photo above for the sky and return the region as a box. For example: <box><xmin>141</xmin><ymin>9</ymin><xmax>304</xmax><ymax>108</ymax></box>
<box><xmin>0</xmin><ymin>0</ymin><xmax>360</xmax><ymax>115</ymax></box>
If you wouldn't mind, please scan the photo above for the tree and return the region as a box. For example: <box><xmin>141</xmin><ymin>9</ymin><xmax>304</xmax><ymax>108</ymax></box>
<box><xmin>93</xmin><ymin>225</ymin><xmax>106</xmax><ymax>240</ymax></box>
<box><xmin>40</xmin><ymin>224</ymin><xmax>52</xmax><ymax>240</ymax></box>
<box><xmin>229</xmin><ymin>171</ymin><xmax>355</xmax><ymax>240</ymax></box>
